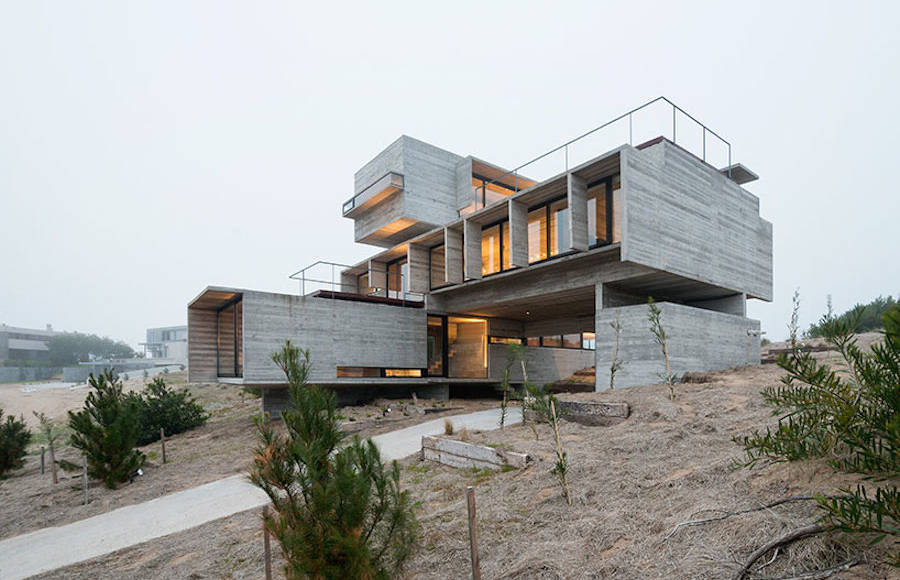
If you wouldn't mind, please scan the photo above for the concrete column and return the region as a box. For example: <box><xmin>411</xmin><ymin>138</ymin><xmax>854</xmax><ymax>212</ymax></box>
<box><xmin>445</xmin><ymin>227</ymin><xmax>463</xmax><ymax>284</ymax></box>
<box><xmin>463</xmin><ymin>219</ymin><xmax>482</xmax><ymax>280</ymax></box>
<box><xmin>368</xmin><ymin>259</ymin><xmax>387</xmax><ymax>295</ymax></box>
<box><xmin>508</xmin><ymin>198</ymin><xmax>528</xmax><ymax>268</ymax></box>
<box><xmin>407</xmin><ymin>244</ymin><xmax>429</xmax><ymax>293</ymax></box>
<box><xmin>568</xmin><ymin>173</ymin><xmax>588</xmax><ymax>252</ymax></box>
<box><xmin>340</xmin><ymin>271</ymin><xmax>356</xmax><ymax>294</ymax></box>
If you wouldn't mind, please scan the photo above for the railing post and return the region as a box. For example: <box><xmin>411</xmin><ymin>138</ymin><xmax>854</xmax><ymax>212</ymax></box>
<box><xmin>565</xmin><ymin>144</ymin><xmax>568</xmax><ymax>173</ymax></box>
<box><xmin>728</xmin><ymin>145</ymin><xmax>732</xmax><ymax>178</ymax></box>
<box><xmin>702</xmin><ymin>127</ymin><xmax>706</xmax><ymax>161</ymax></box>
<box><xmin>629</xmin><ymin>112</ymin><xmax>633</xmax><ymax>145</ymax></box>
<box><xmin>672</xmin><ymin>103</ymin><xmax>676</xmax><ymax>143</ymax></box>
<box><xmin>514</xmin><ymin>170</ymin><xmax>518</xmax><ymax>194</ymax></box>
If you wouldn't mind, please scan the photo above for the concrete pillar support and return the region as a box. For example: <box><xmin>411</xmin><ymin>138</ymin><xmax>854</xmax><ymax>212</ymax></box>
<box><xmin>445</xmin><ymin>227</ymin><xmax>464</xmax><ymax>284</ymax></box>
<box><xmin>463</xmin><ymin>219</ymin><xmax>482</xmax><ymax>280</ymax></box>
<box><xmin>407</xmin><ymin>244</ymin><xmax>429</xmax><ymax>293</ymax></box>
<box><xmin>508</xmin><ymin>199</ymin><xmax>528</xmax><ymax>268</ymax></box>
<box><xmin>568</xmin><ymin>173</ymin><xmax>588</xmax><ymax>252</ymax></box>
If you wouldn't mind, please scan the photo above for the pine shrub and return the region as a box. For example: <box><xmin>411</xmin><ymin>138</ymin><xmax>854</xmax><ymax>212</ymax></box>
<box><xmin>131</xmin><ymin>378</ymin><xmax>207</xmax><ymax>446</ymax></box>
<box><xmin>68</xmin><ymin>369</ymin><xmax>145</xmax><ymax>489</ymax></box>
<box><xmin>250</xmin><ymin>341</ymin><xmax>418</xmax><ymax>579</ymax></box>
<box><xmin>0</xmin><ymin>409</ymin><xmax>31</xmax><ymax>477</ymax></box>
<box><xmin>736</xmin><ymin>304</ymin><xmax>900</xmax><ymax>565</ymax></box>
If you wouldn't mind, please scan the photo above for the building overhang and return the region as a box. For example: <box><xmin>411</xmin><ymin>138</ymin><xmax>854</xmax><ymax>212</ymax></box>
<box><xmin>719</xmin><ymin>163</ymin><xmax>759</xmax><ymax>185</ymax></box>
<box><xmin>187</xmin><ymin>287</ymin><xmax>244</xmax><ymax>311</ymax></box>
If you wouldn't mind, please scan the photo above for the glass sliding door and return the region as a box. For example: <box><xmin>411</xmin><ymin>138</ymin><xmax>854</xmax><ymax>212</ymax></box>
<box><xmin>447</xmin><ymin>316</ymin><xmax>487</xmax><ymax>378</ymax></box>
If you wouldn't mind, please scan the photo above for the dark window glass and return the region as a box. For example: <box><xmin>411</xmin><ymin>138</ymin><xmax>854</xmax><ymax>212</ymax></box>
<box><xmin>587</xmin><ymin>181</ymin><xmax>609</xmax><ymax>246</ymax></box>
<box><xmin>542</xmin><ymin>335</ymin><xmax>562</xmax><ymax>348</ymax></box>
<box><xmin>489</xmin><ymin>336</ymin><xmax>523</xmax><ymax>345</ymax></box>
<box><xmin>427</xmin><ymin>315</ymin><xmax>444</xmax><ymax>376</ymax></box>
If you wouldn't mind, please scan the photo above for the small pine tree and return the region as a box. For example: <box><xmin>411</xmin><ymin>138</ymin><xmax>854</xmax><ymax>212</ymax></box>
<box><xmin>736</xmin><ymin>303</ymin><xmax>900</xmax><ymax>566</ymax></box>
<box><xmin>648</xmin><ymin>297</ymin><xmax>676</xmax><ymax>398</ymax></box>
<box><xmin>68</xmin><ymin>370</ymin><xmax>145</xmax><ymax>489</ymax></box>
<box><xmin>250</xmin><ymin>341</ymin><xmax>418</xmax><ymax>579</ymax></box>
<box><xmin>524</xmin><ymin>383</ymin><xmax>572</xmax><ymax>504</ymax></box>
<box><xmin>609</xmin><ymin>311</ymin><xmax>625</xmax><ymax>390</ymax></box>
<box><xmin>132</xmin><ymin>378</ymin><xmax>207</xmax><ymax>446</ymax></box>
<box><xmin>0</xmin><ymin>409</ymin><xmax>31</xmax><ymax>477</ymax></box>
<box><xmin>33</xmin><ymin>411</ymin><xmax>61</xmax><ymax>484</ymax></box>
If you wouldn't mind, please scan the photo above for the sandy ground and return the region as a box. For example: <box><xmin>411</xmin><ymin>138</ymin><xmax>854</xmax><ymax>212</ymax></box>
<box><xmin>0</xmin><ymin>371</ymin><xmax>497</xmax><ymax>542</ymax></box>
<box><xmin>26</xmin><ymin>351</ymin><xmax>899</xmax><ymax>579</ymax></box>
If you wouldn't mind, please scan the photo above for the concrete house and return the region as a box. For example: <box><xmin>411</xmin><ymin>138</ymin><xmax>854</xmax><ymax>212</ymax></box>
<box><xmin>188</xmin><ymin>98</ymin><xmax>773</xmax><ymax>412</ymax></box>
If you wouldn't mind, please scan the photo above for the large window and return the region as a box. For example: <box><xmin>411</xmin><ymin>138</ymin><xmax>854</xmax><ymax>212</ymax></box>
<box><xmin>586</xmin><ymin>174</ymin><xmax>621</xmax><ymax>246</ymax></box>
<box><xmin>461</xmin><ymin>175</ymin><xmax>518</xmax><ymax>217</ymax></box>
<box><xmin>549</xmin><ymin>199</ymin><xmax>569</xmax><ymax>257</ymax></box>
<box><xmin>528</xmin><ymin>197</ymin><xmax>569</xmax><ymax>263</ymax></box>
<box><xmin>427</xmin><ymin>315</ymin><xmax>446</xmax><ymax>376</ymax></box>
<box><xmin>216</xmin><ymin>298</ymin><xmax>242</xmax><ymax>378</ymax></box>
<box><xmin>480</xmin><ymin>221</ymin><xmax>511</xmax><ymax>276</ymax></box>
<box><xmin>387</xmin><ymin>258</ymin><xmax>408</xmax><ymax>299</ymax></box>
<box><xmin>357</xmin><ymin>273</ymin><xmax>369</xmax><ymax>295</ymax></box>
<box><xmin>527</xmin><ymin>208</ymin><xmax>548</xmax><ymax>263</ymax></box>
<box><xmin>429</xmin><ymin>245</ymin><xmax>445</xmax><ymax>289</ymax></box>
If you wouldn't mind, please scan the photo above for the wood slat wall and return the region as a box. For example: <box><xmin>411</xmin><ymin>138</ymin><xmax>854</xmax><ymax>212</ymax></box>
<box><xmin>188</xmin><ymin>308</ymin><xmax>217</xmax><ymax>382</ymax></box>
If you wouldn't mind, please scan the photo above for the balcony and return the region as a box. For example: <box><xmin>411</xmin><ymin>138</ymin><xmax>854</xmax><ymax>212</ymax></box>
<box><xmin>342</xmin><ymin>172</ymin><xmax>404</xmax><ymax>217</ymax></box>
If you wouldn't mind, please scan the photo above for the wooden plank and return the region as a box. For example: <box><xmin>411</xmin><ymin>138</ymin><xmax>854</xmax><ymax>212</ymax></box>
<box><xmin>422</xmin><ymin>436</ymin><xmax>530</xmax><ymax>469</ymax></box>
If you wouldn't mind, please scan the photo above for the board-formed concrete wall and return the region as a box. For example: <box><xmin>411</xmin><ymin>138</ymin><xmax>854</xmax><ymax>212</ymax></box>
<box><xmin>352</xmin><ymin>136</ymin><xmax>463</xmax><ymax>245</ymax></box>
<box><xmin>488</xmin><ymin>344</ymin><xmax>594</xmax><ymax>387</ymax></box>
<box><xmin>593</xmin><ymin>301</ymin><xmax>760</xmax><ymax>390</ymax></box>
<box><xmin>621</xmin><ymin>140</ymin><xmax>773</xmax><ymax>301</ymax></box>
<box><xmin>242</xmin><ymin>291</ymin><xmax>426</xmax><ymax>383</ymax></box>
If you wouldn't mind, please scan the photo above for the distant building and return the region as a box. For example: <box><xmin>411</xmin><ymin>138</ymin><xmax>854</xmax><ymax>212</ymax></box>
<box><xmin>142</xmin><ymin>325</ymin><xmax>187</xmax><ymax>362</ymax></box>
<box><xmin>0</xmin><ymin>324</ymin><xmax>58</xmax><ymax>363</ymax></box>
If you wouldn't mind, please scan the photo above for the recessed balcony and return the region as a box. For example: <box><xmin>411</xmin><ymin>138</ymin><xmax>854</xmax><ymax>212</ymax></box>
<box><xmin>342</xmin><ymin>172</ymin><xmax>404</xmax><ymax>217</ymax></box>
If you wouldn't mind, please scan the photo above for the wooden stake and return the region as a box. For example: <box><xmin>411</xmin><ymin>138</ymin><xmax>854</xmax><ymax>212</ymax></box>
<box><xmin>49</xmin><ymin>442</ymin><xmax>58</xmax><ymax>484</ymax></box>
<box><xmin>41</xmin><ymin>446</ymin><xmax>45</xmax><ymax>475</ymax></box>
<box><xmin>82</xmin><ymin>455</ymin><xmax>88</xmax><ymax>505</ymax></box>
<box><xmin>466</xmin><ymin>486</ymin><xmax>481</xmax><ymax>580</ymax></box>
<box><xmin>160</xmin><ymin>427</ymin><xmax>167</xmax><ymax>464</ymax></box>
<box><xmin>263</xmin><ymin>505</ymin><xmax>272</xmax><ymax>580</ymax></box>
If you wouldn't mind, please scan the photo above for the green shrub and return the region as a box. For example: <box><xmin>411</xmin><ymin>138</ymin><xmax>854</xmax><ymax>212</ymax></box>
<box><xmin>68</xmin><ymin>370</ymin><xmax>145</xmax><ymax>489</ymax></box>
<box><xmin>736</xmin><ymin>304</ymin><xmax>900</xmax><ymax>565</ymax></box>
<box><xmin>131</xmin><ymin>378</ymin><xmax>207</xmax><ymax>446</ymax></box>
<box><xmin>250</xmin><ymin>340</ymin><xmax>418</xmax><ymax>579</ymax></box>
<box><xmin>0</xmin><ymin>409</ymin><xmax>31</xmax><ymax>477</ymax></box>
<box><xmin>807</xmin><ymin>294</ymin><xmax>897</xmax><ymax>338</ymax></box>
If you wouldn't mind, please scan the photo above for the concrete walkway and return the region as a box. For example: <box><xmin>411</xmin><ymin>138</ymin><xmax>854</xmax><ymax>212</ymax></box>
<box><xmin>0</xmin><ymin>407</ymin><xmax>520</xmax><ymax>580</ymax></box>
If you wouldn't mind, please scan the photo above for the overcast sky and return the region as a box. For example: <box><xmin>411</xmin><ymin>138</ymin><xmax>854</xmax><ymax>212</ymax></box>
<box><xmin>1</xmin><ymin>1</ymin><xmax>898</xmax><ymax>349</ymax></box>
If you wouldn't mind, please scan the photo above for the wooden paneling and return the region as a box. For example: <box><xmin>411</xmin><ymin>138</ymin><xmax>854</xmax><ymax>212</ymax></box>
<box><xmin>187</xmin><ymin>308</ymin><xmax>217</xmax><ymax>382</ymax></box>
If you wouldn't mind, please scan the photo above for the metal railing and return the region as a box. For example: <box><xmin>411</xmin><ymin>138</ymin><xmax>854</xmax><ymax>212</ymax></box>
<box><xmin>482</xmin><ymin>96</ymin><xmax>732</xmax><ymax>198</ymax></box>
<box><xmin>342</xmin><ymin>172</ymin><xmax>405</xmax><ymax>215</ymax></box>
<box><xmin>289</xmin><ymin>260</ymin><xmax>424</xmax><ymax>303</ymax></box>
<box><xmin>289</xmin><ymin>261</ymin><xmax>354</xmax><ymax>296</ymax></box>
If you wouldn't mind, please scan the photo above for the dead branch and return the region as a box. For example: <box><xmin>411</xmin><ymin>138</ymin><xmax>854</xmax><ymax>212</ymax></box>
<box><xmin>732</xmin><ymin>523</ymin><xmax>826</xmax><ymax>580</ymax></box>
<box><xmin>751</xmin><ymin>553</ymin><xmax>861</xmax><ymax>580</ymax></box>
<box><xmin>664</xmin><ymin>496</ymin><xmax>823</xmax><ymax>541</ymax></box>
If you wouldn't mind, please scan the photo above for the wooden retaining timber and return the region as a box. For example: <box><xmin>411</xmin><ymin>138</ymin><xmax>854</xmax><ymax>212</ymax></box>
<box><xmin>421</xmin><ymin>436</ymin><xmax>530</xmax><ymax>470</ymax></box>
<box><xmin>558</xmin><ymin>400</ymin><xmax>630</xmax><ymax>426</ymax></box>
